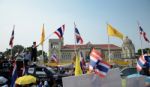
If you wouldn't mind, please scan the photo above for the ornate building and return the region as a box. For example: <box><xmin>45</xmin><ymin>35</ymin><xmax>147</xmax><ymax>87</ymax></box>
<box><xmin>122</xmin><ymin>36</ymin><xmax>135</xmax><ymax>58</ymax></box>
<box><xmin>49</xmin><ymin>39</ymin><xmax>122</xmax><ymax>63</ymax></box>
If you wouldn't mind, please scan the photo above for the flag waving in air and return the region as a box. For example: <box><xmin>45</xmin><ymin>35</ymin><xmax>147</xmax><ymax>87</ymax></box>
<box><xmin>89</xmin><ymin>48</ymin><xmax>110</xmax><ymax>78</ymax></box>
<box><xmin>89</xmin><ymin>48</ymin><xmax>103</xmax><ymax>71</ymax></box>
<box><xmin>74</xmin><ymin>23</ymin><xmax>83</xmax><ymax>44</ymax></box>
<box><xmin>9</xmin><ymin>25</ymin><xmax>15</xmax><ymax>48</ymax></box>
<box><xmin>139</xmin><ymin>26</ymin><xmax>150</xmax><ymax>43</ymax></box>
<box><xmin>95</xmin><ymin>60</ymin><xmax>111</xmax><ymax>78</ymax></box>
<box><xmin>54</xmin><ymin>24</ymin><xmax>65</xmax><ymax>40</ymax></box>
<box><xmin>75</xmin><ymin>54</ymin><xmax>83</xmax><ymax>76</ymax></box>
<box><xmin>136</xmin><ymin>54</ymin><xmax>146</xmax><ymax>71</ymax></box>
<box><xmin>107</xmin><ymin>24</ymin><xmax>124</xmax><ymax>40</ymax></box>
<box><xmin>51</xmin><ymin>53</ymin><xmax>58</xmax><ymax>63</ymax></box>
<box><xmin>40</xmin><ymin>24</ymin><xmax>45</xmax><ymax>45</ymax></box>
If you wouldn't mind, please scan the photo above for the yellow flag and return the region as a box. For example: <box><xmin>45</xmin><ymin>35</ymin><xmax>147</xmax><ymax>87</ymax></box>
<box><xmin>107</xmin><ymin>24</ymin><xmax>124</xmax><ymax>40</ymax></box>
<box><xmin>40</xmin><ymin>24</ymin><xmax>45</xmax><ymax>45</ymax></box>
<box><xmin>75</xmin><ymin>55</ymin><xmax>83</xmax><ymax>76</ymax></box>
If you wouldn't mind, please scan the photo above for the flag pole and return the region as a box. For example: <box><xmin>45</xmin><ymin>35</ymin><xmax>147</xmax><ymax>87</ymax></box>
<box><xmin>107</xmin><ymin>23</ymin><xmax>111</xmax><ymax>62</ymax></box>
<box><xmin>42</xmin><ymin>44</ymin><xmax>44</xmax><ymax>64</ymax></box>
<box><xmin>74</xmin><ymin>22</ymin><xmax>77</xmax><ymax>56</ymax></box>
<box><xmin>137</xmin><ymin>21</ymin><xmax>143</xmax><ymax>55</ymax></box>
<box><xmin>108</xmin><ymin>36</ymin><xmax>111</xmax><ymax>62</ymax></box>
<box><xmin>42</xmin><ymin>24</ymin><xmax>44</xmax><ymax>57</ymax></box>
<box><xmin>137</xmin><ymin>21</ymin><xmax>143</xmax><ymax>75</ymax></box>
<box><xmin>42</xmin><ymin>24</ymin><xmax>45</xmax><ymax>64</ymax></box>
<box><xmin>37</xmin><ymin>33</ymin><xmax>53</xmax><ymax>47</ymax></box>
<box><xmin>42</xmin><ymin>45</ymin><xmax>43</xmax><ymax>57</ymax></box>
<box><xmin>11</xmin><ymin>46</ymin><xmax>13</xmax><ymax>58</ymax></box>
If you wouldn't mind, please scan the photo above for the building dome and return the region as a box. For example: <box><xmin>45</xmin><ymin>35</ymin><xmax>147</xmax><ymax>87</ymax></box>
<box><xmin>123</xmin><ymin>36</ymin><xmax>133</xmax><ymax>45</ymax></box>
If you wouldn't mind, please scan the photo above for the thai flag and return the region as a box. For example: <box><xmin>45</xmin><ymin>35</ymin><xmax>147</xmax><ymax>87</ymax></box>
<box><xmin>74</xmin><ymin>23</ymin><xmax>83</xmax><ymax>44</ymax></box>
<box><xmin>54</xmin><ymin>24</ymin><xmax>65</xmax><ymax>39</ymax></box>
<box><xmin>79</xmin><ymin>51</ymin><xmax>86</xmax><ymax>74</ymax></box>
<box><xmin>143</xmin><ymin>32</ymin><xmax>150</xmax><ymax>43</ymax></box>
<box><xmin>75</xmin><ymin>28</ymin><xmax>83</xmax><ymax>44</ymax></box>
<box><xmin>139</xmin><ymin>26</ymin><xmax>144</xmax><ymax>35</ymax></box>
<box><xmin>89</xmin><ymin>48</ymin><xmax>103</xmax><ymax>71</ymax></box>
<box><xmin>139</xmin><ymin>26</ymin><xmax>150</xmax><ymax>43</ymax></box>
<box><xmin>136</xmin><ymin>55</ymin><xmax>146</xmax><ymax>71</ymax></box>
<box><xmin>9</xmin><ymin>28</ymin><xmax>15</xmax><ymax>48</ymax></box>
<box><xmin>51</xmin><ymin>53</ymin><xmax>58</xmax><ymax>63</ymax></box>
<box><xmin>10</xmin><ymin>62</ymin><xmax>18</xmax><ymax>87</ymax></box>
<box><xmin>95</xmin><ymin>60</ymin><xmax>111</xmax><ymax>78</ymax></box>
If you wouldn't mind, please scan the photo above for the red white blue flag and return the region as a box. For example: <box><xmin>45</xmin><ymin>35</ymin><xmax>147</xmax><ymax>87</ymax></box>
<box><xmin>10</xmin><ymin>62</ymin><xmax>18</xmax><ymax>87</ymax></box>
<box><xmin>136</xmin><ymin>54</ymin><xmax>146</xmax><ymax>71</ymax></box>
<box><xmin>9</xmin><ymin>27</ymin><xmax>15</xmax><ymax>48</ymax></box>
<box><xmin>95</xmin><ymin>60</ymin><xmax>111</xmax><ymax>78</ymax></box>
<box><xmin>79</xmin><ymin>51</ymin><xmax>86</xmax><ymax>74</ymax></box>
<box><xmin>139</xmin><ymin>26</ymin><xmax>150</xmax><ymax>43</ymax></box>
<box><xmin>89</xmin><ymin>48</ymin><xmax>103</xmax><ymax>70</ymax></box>
<box><xmin>74</xmin><ymin>23</ymin><xmax>83</xmax><ymax>44</ymax></box>
<box><xmin>54</xmin><ymin>24</ymin><xmax>65</xmax><ymax>40</ymax></box>
<box><xmin>51</xmin><ymin>53</ymin><xmax>58</xmax><ymax>63</ymax></box>
<box><xmin>89</xmin><ymin>48</ymin><xmax>110</xmax><ymax>78</ymax></box>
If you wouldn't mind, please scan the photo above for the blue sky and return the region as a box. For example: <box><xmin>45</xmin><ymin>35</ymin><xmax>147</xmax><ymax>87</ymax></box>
<box><xmin>0</xmin><ymin>0</ymin><xmax>150</xmax><ymax>52</ymax></box>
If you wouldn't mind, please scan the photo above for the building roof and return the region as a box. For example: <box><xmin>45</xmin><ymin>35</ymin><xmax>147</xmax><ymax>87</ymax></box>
<box><xmin>61</xmin><ymin>43</ymin><xmax>121</xmax><ymax>50</ymax></box>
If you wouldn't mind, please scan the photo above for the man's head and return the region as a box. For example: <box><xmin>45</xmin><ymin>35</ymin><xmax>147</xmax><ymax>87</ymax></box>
<box><xmin>33</xmin><ymin>41</ymin><xmax>36</xmax><ymax>45</ymax></box>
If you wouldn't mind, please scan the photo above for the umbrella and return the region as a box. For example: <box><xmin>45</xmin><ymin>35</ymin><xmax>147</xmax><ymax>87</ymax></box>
<box><xmin>0</xmin><ymin>76</ymin><xmax>7</xmax><ymax>84</ymax></box>
<box><xmin>15</xmin><ymin>75</ymin><xmax>36</xmax><ymax>85</ymax></box>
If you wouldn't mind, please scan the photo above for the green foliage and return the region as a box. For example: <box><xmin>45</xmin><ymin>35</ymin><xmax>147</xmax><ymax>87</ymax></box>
<box><xmin>3</xmin><ymin>45</ymin><xmax>24</xmax><ymax>57</ymax></box>
<box><xmin>3</xmin><ymin>45</ymin><xmax>47</xmax><ymax>58</ymax></box>
<box><xmin>4</xmin><ymin>45</ymin><xmax>24</xmax><ymax>57</ymax></box>
<box><xmin>3</xmin><ymin>48</ymin><xmax>11</xmax><ymax>57</ymax></box>
<box><xmin>25</xmin><ymin>46</ymin><xmax>32</xmax><ymax>52</ymax></box>
<box><xmin>137</xmin><ymin>48</ymin><xmax>150</xmax><ymax>55</ymax></box>
<box><xmin>12</xmin><ymin>45</ymin><xmax>24</xmax><ymax>53</ymax></box>
<box><xmin>37</xmin><ymin>50</ymin><xmax>47</xmax><ymax>57</ymax></box>
<box><xmin>137</xmin><ymin>49</ymin><xmax>142</xmax><ymax>55</ymax></box>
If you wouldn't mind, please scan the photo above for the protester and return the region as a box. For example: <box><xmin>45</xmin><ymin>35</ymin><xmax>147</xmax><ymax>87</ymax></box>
<box><xmin>24</xmin><ymin>50</ymin><xmax>31</xmax><ymax>66</ymax></box>
<box><xmin>31</xmin><ymin>42</ymin><xmax>37</xmax><ymax>63</ymax></box>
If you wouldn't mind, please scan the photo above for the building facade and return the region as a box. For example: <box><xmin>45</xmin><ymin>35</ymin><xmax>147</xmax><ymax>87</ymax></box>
<box><xmin>49</xmin><ymin>39</ymin><xmax>122</xmax><ymax>63</ymax></box>
<box><xmin>122</xmin><ymin>36</ymin><xmax>135</xmax><ymax>58</ymax></box>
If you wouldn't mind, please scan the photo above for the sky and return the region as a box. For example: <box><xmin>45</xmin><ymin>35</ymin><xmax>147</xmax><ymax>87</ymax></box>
<box><xmin>0</xmin><ymin>0</ymin><xmax>150</xmax><ymax>53</ymax></box>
